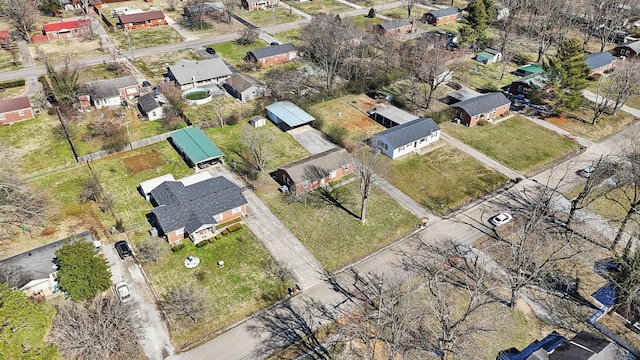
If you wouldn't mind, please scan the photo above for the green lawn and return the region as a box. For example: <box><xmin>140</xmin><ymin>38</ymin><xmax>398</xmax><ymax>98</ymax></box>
<box><xmin>381</xmin><ymin>8</ymin><xmax>410</xmax><ymax>19</ymax></box>
<box><xmin>143</xmin><ymin>228</ymin><xmax>291</xmax><ymax>350</ymax></box>
<box><xmin>0</xmin><ymin>112</ymin><xmax>75</xmax><ymax>177</ymax></box>
<box><xmin>204</xmin><ymin>120</ymin><xmax>310</xmax><ymax>172</ymax></box>
<box><xmin>0</xmin><ymin>49</ymin><xmax>22</xmax><ymax>71</ymax></box>
<box><xmin>386</xmin><ymin>144</ymin><xmax>507</xmax><ymax>216</ymax></box>
<box><xmin>78</xmin><ymin>64</ymin><xmax>124</xmax><ymax>83</ymax></box>
<box><xmin>273</xmin><ymin>28</ymin><xmax>301</xmax><ymax>45</ymax></box>
<box><xmin>350</xmin><ymin>14</ymin><xmax>384</xmax><ymax>30</ymax></box>
<box><xmin>211</xmin><ymin>39</ymin><xmax>268</xmax><ymax>66</ymax></box>
<box><xmin>452</xmin><ymin>59</ymin><xmax>519</xmax><ymax>93</ymax></box>
<box><xmin>236</xmin><ymin>8</ymin><xmax>305</xmax><ymax>27</ymax></box>
<box><xmin>134</xmin><ymin>50</ymin><xmax>202</xmax><ymax>84</ymax></box>
<box><xmin>441</xmin><ymin>116</ymin><xmax>580</xmax><ymax>175</ymax></box>
<box><xmin>417</xmin><ymin>21</ymin><xmax>465</xmax><ymax>35</ymax></box>
<box><xmin>259</xmin><ymin>182</ymin><xmax>418</xmax><ymax>272</ymax></box>
<box><xmin>109</xmin><ymin>26</ymin><xmax>183</xmax><ymax>50</ymax></box>
<box><xmin>283</xmin><ymin>0</ymin><xmax>351</xmax><ymax>15</ymax></box>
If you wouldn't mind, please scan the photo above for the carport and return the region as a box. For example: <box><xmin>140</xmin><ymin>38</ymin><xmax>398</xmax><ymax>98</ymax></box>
<box><xmin>169</xmin><ymin>127</ymin><xmax>224</xmax><ymax>168</ymax></box>
<box><xmin>266</xmin><ymin>101</ymin><xmax>315</xmax><ymax>132</ymax></box>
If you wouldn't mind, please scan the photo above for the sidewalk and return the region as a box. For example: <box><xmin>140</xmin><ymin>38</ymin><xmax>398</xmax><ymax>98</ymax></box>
<box><xmin>520</xmin><ymin>113</ymin><xmax>594</xmax><ymax>148</ymax></box>
<box><xmin>278</xmin><ymin>3</ymin><xmax>313</xmax><ymax>20</ymax></box>
<box><xmin>164</xmin><ymin>14</ymin><xmax>199</xmax><ymax>41</ymax></box>
<box><xmin>583</xmin><ymin>90</ymin><xmax>640</xmax><ymax>118</ymax></box>
<box><xmin>374</xmin><ymin>175</ymin><xmax>440</xmax><ymax>223</ymax></box>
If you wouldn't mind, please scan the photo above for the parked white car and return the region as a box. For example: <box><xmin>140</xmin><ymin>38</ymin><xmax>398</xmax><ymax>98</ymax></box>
<box><xmin>115</xmin><ymin>282</ymin><xmax>132</xmax><ymax>303</ymax></box>
<box><xmin>490</xmin><ymin>213</ymin><xmax>512</xmax><ymax>227</ymax></box>
<box><xmin>579</xmin><ymin>166</ymin><xmax>596</xmax><ymax>178</ymax></box>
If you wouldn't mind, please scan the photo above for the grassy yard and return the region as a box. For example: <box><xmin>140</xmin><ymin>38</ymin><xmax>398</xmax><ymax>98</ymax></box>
<box><xmin>381</xmin><ymin>8</ymin><xmax>410</xmax><ymax>19</ymax></box>
<box><xmin>0</xmin><ymin>49</ymin><xmax>22</xmax><ymax>71</ymax></box>
<box><xmin>350</xmin><ymin>14</ymin><xmax>385</xmax><ymax>30</ymax></box>
<box><xmin>204</xmin><ymin>120</ymin><xmax>310</xmax><ymax>172</ymax></box>
<box><xmin>544</xmin><ymin>104</ymin><xmax>639</xmax><ymax>142</ymax></box>
<box><xmin>452</xmin><ymin>59</ymin><xmax>519</xmax><ymax>93</ymax></box>
<box><xmin>386</xmin><ymin>143</ymin><xmax>507</xmax><ymax>216</ymax></box>
<box><xmin>29</xmin><ymin>37</ymin><xmax>107</xmax><ymax>64</ymax></box>
<box><xmin>417</xmin><ymin>20</ymin><xmax>465</xmax><ymax>35</ymax></box>
<box><xmin>109</xmin><ymin>26</ymin><xmax>183</xmax><ymax>50</ymax></box>
<box><xmin>258</xmin><ymin>182</ymin><xmax>418</xmax><ymax>272</ymax></box>
<box><xmin>273</xmin><ymin>28</ymin><xmax>302</xmax><ymax>45</ymax></box>
<box><xmin>78</xmin><ymin>63</ymin><xmax>126</xmax><ymax>83</ymax></box>
<box><xmin>134</xmin><ymin>50</ymin><xmax>202</xmax><ymax>84</ymax></box>
<box><xmin>236</xmin><ymin>8</ymin><xmax>305</xmax><ymax>27</ymax></box>
<box><xmin>441</xmin><ymin>116</ymin><xmax>580</xmax><ymax>175</ymax></box>
<box><xmin>211</xmin><ymin>39</ymin><xmax>268</xmax><ymax>67</ymax></box>
<box><xmin>0</xmin><ymin>112</ymin><xmax>75</xmax><ymax>176</ymax></box>
<box><xmin>309</xmin><ymin>95</ymin><xmax>386</xmax><ymax>145</ymax></box>
<box><xmin>182</xmin><ymin>96</ymin><xmax>255</xmax><ymax>126</ymax></box>
<box><xmin>143</xmin><ymin>228</ymin><xmax>291</xmax><ymax>350</ymax></box>
<box><xmin>283</xmin><ymin>0</ymin><xmax>351</xmax><ymax>15</ymax></box>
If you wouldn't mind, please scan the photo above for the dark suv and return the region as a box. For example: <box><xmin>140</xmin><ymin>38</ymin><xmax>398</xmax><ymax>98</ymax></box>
<box><xmin>115</xmin><ymin>240</ymin><xmax>133</xmax><ymax>259</ymax></box>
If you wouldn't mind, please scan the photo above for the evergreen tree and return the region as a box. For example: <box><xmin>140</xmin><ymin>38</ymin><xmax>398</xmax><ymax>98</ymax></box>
<box><xmin>56</xmin><ymin>240</ymin><xmax>111</xmax><ymax>301</ymax></box>
<box><xmin>549</xmin><ymin>38</ymin><xmax>589</xmax><ymax>110</ymax></box>
<box><xmin>482</xmin><ymin>0</ymin><xmax>495</xmax><ymax>25</ymax></box>
<box><xmin>610</xmin><ymin>241</ymin><xmax>640</xmax><ymax>314</ymax></box>
<box><xmin>466</xmin><ymin>0</ymin><xmax>488</xmax><ymax>42</ymax></box>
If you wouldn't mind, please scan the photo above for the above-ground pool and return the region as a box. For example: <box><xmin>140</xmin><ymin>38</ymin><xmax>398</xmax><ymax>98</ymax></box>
<box><xmin>182</xmin><ymin>88</ymin><xmax>213</xmax><ymax>105</ymax></box>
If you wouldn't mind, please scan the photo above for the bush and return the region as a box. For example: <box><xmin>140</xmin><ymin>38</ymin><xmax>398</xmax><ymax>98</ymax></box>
<box><xmin>214</xmin><ymin>234</ymin><xmax>222</xmax><ymax>240</ymax></box>
<box><xmin>588</xmin><ymin>73</ymin><xmax>601</xmax><ymax>81</ymax></box>
<box><xmin>221</xmin><ymin>229</ymin><xmax>229</xmax><ymax>235</ymax></box>
<box><xmin>390</xmin><ymin>96</ymin><xmax>406</xmax><ymax>109</ymax></box>
<box><xmin>478</xmin><ymin>82</ymin><xmax>499</xmax><ymax>93</ymax></box>
<box><xmin>171</xmin><ymin>243</ymin><xmax>185</xmax><ymax>252</ymax></box>
<box><xmin>194</xmin><ymin>270</ymin><xmax>206</xmax><ymax>282</ymax></box>
<box><xmin>195</xmin><ymin>241</ymin><xmax>208</xmax><ymax>248</ymax></box>
<box><xmin>310</xmin><ymin>118</ymin><xmax>325</xmax><ymax>130</ymax></box>
<box><xmin>227</xmin><ymin>223</ymin><xmax>243</xmax><ymax>232</ymax></box>
<box><xmin>0</xmin><ymin>79</ymin><xmax>25</xmax><ymax>89</ymax></box>
<box><xmin>477</xmin><ymin>118</ymin><xmax>488</xmax><ymax>126</ymax></box>
<box><xmin>325</xmin><ymin>125</ymin><xmax>349</xmax><ymax>147</ymax></box>
<box><xmin>47</xmin><ymin>107</ymin><xmax>56</xmax><ymax>115</ymax></box>
<box><xmin>512</xmin><ymin>52</ymin><xmax>533</xmax><ymax>66</ymax></box>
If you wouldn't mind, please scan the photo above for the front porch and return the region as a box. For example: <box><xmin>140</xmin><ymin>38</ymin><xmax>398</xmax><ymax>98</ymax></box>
<box><xmin>190</xmin><ymin>228</ymin><xmax>216</xmax><ymax>244</ymax></box>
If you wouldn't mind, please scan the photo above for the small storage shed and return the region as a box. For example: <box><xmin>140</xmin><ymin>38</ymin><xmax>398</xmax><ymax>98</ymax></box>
<box><xmin>249</xmin><ymin>115</ymin><xmax>267</xmax><ymax>128</ymax></box>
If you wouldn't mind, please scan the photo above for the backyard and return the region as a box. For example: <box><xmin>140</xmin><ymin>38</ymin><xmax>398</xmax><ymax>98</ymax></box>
<box><xmin>210</xmin><ymin>39</ymin><xmax>268</xmax><ymax>67</ymax></box>
<box><xmin>441</xmin><ymin>116</ymin><xmax>580</xmax><ymax>175</ymax></box>
<box><xmin>258</xmin><ymin>181</ymin><xmax>418</xmax><ymax>272</ymax></box>
<box><xmin>134</xmin><ymin>50</ymin><xmax>202</xmax><ymax>84</ymax></box>
<box><xmin>0</xmin><ymin>49</ymin><xmax>21</xmax><ymax>72</ymax></box>
<box><xmin>385</xmin><ymin>143</ymin><xmax>507</xmax><ymax>216</ymax></box>
<box><xmin>452</xmin><ymin>59</ymin><xmax>519</xmax><ymax>93</ymax></box>
<box><xmin>143</xmin><ymin>228</ymin><xmax>292</xmax><ymax>350</ymax></box>
<box><xmin>272</xmin><ymin>29</ymin><xmax>301</xmax><ymax>45</ymax></box>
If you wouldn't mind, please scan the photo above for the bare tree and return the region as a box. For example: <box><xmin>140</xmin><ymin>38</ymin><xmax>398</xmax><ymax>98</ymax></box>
<box><xmin>608</xmin><ymin>147</ymin><xmax>640</xmax><ymax>250</ymax></box>
<box><xmin>606</xmin><ymin>58</ymin><xmax>640</xmax><ymax>116</ymax></box>
<box><xmin>0</xmin><ymin>0</ymin><xmax>38</xmax><ymax>42</ymax></box>
<box><xmin>352</xmin><ymin>146</ymin><xmax>387</xmax><ymax>223</ymax></box>
<box><xmin>405</xmin><ymin>0</ymin><xmax>418</xmax><ymax>17</ymax></box>
<box><xmin>0</xmin><ymin>264</ymin><xmax>31</xmax><ymax>288</ymax></box>
<box><xmin>46</xmin><ymin>57</ymin><xmax>80</xmax><ymax>105</ymax></box>
<box><xmin>524</xmin><ymin>0</ymin><xmax>578</xmax><ymax>63</ymax></box>
<box><xmin>136</xmin><ymin>237</ymin><xmax>167</xmax><ymax>263</ymax></box>
<box><xmin>223</xmin><ymin>0</ymin><xmax>236</xmax><ymax>24</ymax></box>
<box><xmin>0</xmin><ymin>170</ymin><xmax>48</xmax><ymax>240</ymax></box>
<box><xmin>565</xmin><ymin>156</ymin><xmax>616</xmax><ymax>227</ymax></box>
<box><xmin>51</xmin><ymin>295</ymin><xmax>142</xmax><ymax>360</ymax></box>
<box><xmin>591</xmin><ymin>75</ymin><xmax>613</xmax><ymax>125</ymax></box>
<box><xmin>494</xmin><ymin>0</ymin><xmax>528</xmax><ymax>79</ymax></box>
<box><xmin>184</xmin><ymin>0</ymin><xmax>209</xmax><ymax>29</ymax></box>
<box><xmin>167</xmin><ymin>0</ymin><xmax>179</xmax><ymax>11</ymax></box>
<box><xmin>79</xmin><ymin>0</ymin><xmax>91</xmax><ymax>16</ymax></box>
<box><xmin>162</xmin><ymin>283</ymin><xmax>209</xmax><ymax>323</ymax></box>
<box><xmin>80</xmin><ymin>177</ymin><xmax>103</xmax><ymax>203</ymax></box>
<box><xmin>157</xmin><ymin>82</ymin><xmax>185</xmax><ymax>113</ymax></box>
<box><xmin>242</xmin><ymin>127</ymin><xmax>274</xmax><ymax>172</ymax></box>
<box><xmin>237</xmin><ymin>27</ymin><xmax>259</xmax><ymax>45</ymax></box>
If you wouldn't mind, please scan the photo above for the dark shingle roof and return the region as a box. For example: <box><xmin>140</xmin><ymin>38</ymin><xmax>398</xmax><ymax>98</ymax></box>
<box><xmin>585</xmin><ymin>52</ymin><xmax>615</xmax><ymax>70</ymax></box>
<box><xmin>150</xmin><ymin>176</ymin><xmax>247</xmax><ymax>234</ymax></box>
<box><xmin>617</xmin><ymin>40</ymin><xmax>640</xmax><ymax>53</ymax></box>
<box><xmin>79</xmin><ymin>76</ymin><xmax>138</xmax><ymax>100</ymax></box>
<box><xmin>374</xmin><ymin>118</ymin><xmax>440</xmax><ymax>148</ymax></box>
<box><xmin>248</xmin><ymin>43</ymin><xmax>296</xmax><ymax>60</ymax></box>
<box><xmin>454</xmin><ymin>92</ymin><xmax>510</xmax><ymax>117</ymax></box>
<box><xmin>168</xmin><ymin>58</ymin><xmax>232</xmax><ymax>85</ymax></box>
<box><xmin>138</xmin><ymin>93</ymin><xmax>160</xmax><ymax>113</ymax></box>
<box><xmin>278</xmin><ymin>148</ymin><xmax>352</xmax><ymax>184</ymax></box>
<box><xmin>379</xmin><ymin>18</ymin><xmax>414</xmax><ymax>31</ymax></box>
<box><xmin>426</xmin><ymin>6</ymin><xmax>460</xmax><ymax>18</ymax></box>
<box><xmin>225</xmin><ymin>73</ymin><xmax>262</xmax><ymax>93</ymax></box>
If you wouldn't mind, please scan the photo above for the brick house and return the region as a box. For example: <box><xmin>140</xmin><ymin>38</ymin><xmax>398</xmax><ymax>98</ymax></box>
<box><xmin>613</xmin><ymin>40</ymin><xmax>640</xmax><ymax>58</ymax></box>
<box><xmin>585</xmin><ymin>52</ymin><xmax>616</xmax><ymax>75</ymax></box>
<box><xmin>0</xmin><ymin>30</ymin><xmax>12</xmax><ymax>48</ymax></box>
<box><xmin>277</xmin><ymin>148</ymin><xmax>353</xmax><ymax>195</ymax></box>
<box><xmin>422</xmin><ymin>7</ymin><xmax>461</xmax><ymax>26</ymax></box>
<box><xmin>42</xmin><ymin>19</ymin><xmax>91</xmax><ymax>40</ymax></box>
<box><xmin>78</xmin><ymin>76</ymin><xmax>139</xmax><ymax>109</ymax></box>
<box><xmin>0</xmin><ymin>97</ymin><xmax>34</xmax><ymax>125</ymax></box>
<box><xmin>245</xmin><ymin>43</ymin><xmax>297</xmax><ymax>67</ymax></box>
<box><xmin>452</xmin><ymin>92</ymin><xmax>511</xmax><ymax>127</ymax></box>
<box><xmin>509</xmin><ymin>72</ymin><xmax>552</xmax><ymax>95</ymax></box>
<box><xmin>148</xmin><ymin>174</ymin><xmax>248</xmax><ymax>244</ymax></box>
<box><xmin>373</xmin><ymin>18</ymin><xmax>417</xmax><ymax>36</ymax></box>
<box><xmin>242</xmin><ymin>0</ymin><xmax>279</xmax><ymax>11</ymax></box>
<box><xmin>184</xmin><ymin>2</ymin><xmax>224</xmax><ymax>19</ymax></box>
<box><xmin>118</xmin><ymin>10</ymin><xmax>166</xmax><ymax>30</ymax></box>
<box><xmin>223</xmin><ymin>73</ymin><xmax>267</xmax><ymax>102</ymax></box>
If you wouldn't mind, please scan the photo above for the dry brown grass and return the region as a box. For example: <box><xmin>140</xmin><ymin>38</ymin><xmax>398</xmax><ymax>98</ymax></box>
<box><xmin>309</xmin><ymin>94</ymin><xmax>386</xmax><ymax>143</ymax></box>
<box><xmin>29</xmin><ymin>38</ymin><xmax>108</xmax><ymax>64</ymax></box>
<box><xmin>122</xmin><ymin>149</ymin><xmax>165</xmax><ymax>173</ymax></box>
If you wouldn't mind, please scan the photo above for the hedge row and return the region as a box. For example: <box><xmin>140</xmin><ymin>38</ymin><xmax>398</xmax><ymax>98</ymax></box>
<box><xmin>0</xmin><ymin>79</ymin><xmax>25</xmax><ymax>89</ymax></box>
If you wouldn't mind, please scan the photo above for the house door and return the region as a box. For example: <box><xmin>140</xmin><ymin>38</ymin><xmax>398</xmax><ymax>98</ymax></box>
<box><xmin>414</xmin><ymin>141</ymin><xmax>417</xmax><ymax>148</ymax></box>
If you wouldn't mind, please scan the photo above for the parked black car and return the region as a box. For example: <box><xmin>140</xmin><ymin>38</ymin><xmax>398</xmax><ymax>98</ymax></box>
<box><xmin>115</xmin><ymin>240</ymin><xmax>133</xmax><ymax>259</ymax></box>
<box><xmin>206</xmin><ymin>47</ymin><xmax>216</xmax><ymax>54</ymax></box>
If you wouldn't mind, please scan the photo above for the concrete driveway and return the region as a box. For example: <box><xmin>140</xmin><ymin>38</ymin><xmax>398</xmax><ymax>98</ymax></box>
<box><xmin>103</xmin><ymin>240</ymin><xmax>175</xmax><ymax>360</ymax></box>
<box><xmin>290</xmin><ymin>126</ymin><xmax>336</xmax><ymax>155</ymax></box>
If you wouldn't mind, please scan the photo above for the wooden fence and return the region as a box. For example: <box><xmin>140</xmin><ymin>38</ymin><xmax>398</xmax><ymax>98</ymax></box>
<box><xmin>76</xmin><ymin>132</ymin><xmax>173</xmax><ymax>163</ymax></box>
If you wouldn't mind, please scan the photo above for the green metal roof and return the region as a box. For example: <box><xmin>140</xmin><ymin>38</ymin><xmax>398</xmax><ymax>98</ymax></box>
<box><xmin>171</xmin><ymin>127</ymin><xmax>224</xmax><ymax>165</ymax></box>
<box><xmin>518</xmin><ymin>64</ymin><xmax>544</xmax><ymax>74</ymax></box>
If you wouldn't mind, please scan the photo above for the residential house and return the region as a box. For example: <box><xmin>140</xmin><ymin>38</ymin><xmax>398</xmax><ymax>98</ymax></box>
<box><xmin>613</xmin><ymin>40</ymin><xmax>640</xmax><ymax>58</ymax></box>
<box><xmin>497</xmin><ymin>331</ymin><xmax>618</xmax><ymax>360</ymax></box>
<box><xmin>367</xmin><ymin>105</ymin><xmax>419</xmax><ymax>128</ymax></box>
<box><xmin>137</xmin><ymin>93</ymin><xmax>163</xmax><ymax>121</ymax></box>
<box><xmin>0</xmin><ymin>30</ymin><xmax>12</xmax><ymax>48</ymax></box>
<box><xmin>0</xmin><ymin>97</ymin><xmax>34</xmax><ymax>125</ymax></box>
<box><xmin>266</xmin><ymin>101</ymin><xmax>315</xmax><ymax>131</ymax></box>
<box><xmin>452</xmin><ymin>92</ymin><xmax>511</xmax><ymax>127</ymax></box>
<box><xmin>509</xmin><ymin>72</ymin><xmax>551</xmax><ymax>95</ymax></box>
<box><xmin>42</xmin><ymin>19</ymin><xmax>91</xmax><ymax>40</ymax></box>
<box><xmin>245</xmin><ymin>43</ymin><xmax>298</xmax><ymax>67</ymax></box>
<box><xmin>118</xmin><ymin>10</ymin><xmax>166</xmax><ymax>30</ymax></box>
<box><xmin>514</xmin><ymin>64</ymin><xmax>544</xmax><ymax>77</ymax></box>
<box><xmin>78</xmin><ymin>76</ymin><xmax>139</xmax><ymax>109</ymax></box>
<box><xmin>277</xmin><ymin>148</ymin><xmax>353</xmax><ymax>195</ymax></box>
<box><xmin>371</xmin><ymin>118</ymin><xmax>441</xmax><ymax>159</ymax></box>
<box><xmin>422</xmin><ymin>7</ymin><xmax>461</xmax><ymax>26</ymax></box>
<box><xmin>149</xmin><ymin>174</ymin><xmax>248</xmax><ymax>244</ymax></box>
<box><xmin>184</xmin><ymin>2</ymin><xmax>224</xmax><ymax>18</ymax></box>
<box><xmin>167</xmin><ymin>58</ymin><xmax>232</xmax><ymax>90</ymax></box>
<box><xmin>224</xmin><ymin>73</ymin><xmax>267</xmax><ymax>102</ymax></box>
<box><xmin>170</xmin><ymin>127</ymin><xmax>224</xmax><ymax>168</ymax></box>
<box><xmin>585</xmin><ymin>52</ymin><xmax>616</xmax><ymax>75</ymax></box>
<box><xmin>475</xmin><ymin>48</ymin><xmax>502</xmax><ymax>64</ymax></box>
<box><xmin>242</xmin><ymin>0</ymin><xmax>279</xmax><ymax>11</ymax></box>
<box><xmin>373</xmin><ymin>18</ymin><xmax>417</xmax><ymax>36</ymax></box>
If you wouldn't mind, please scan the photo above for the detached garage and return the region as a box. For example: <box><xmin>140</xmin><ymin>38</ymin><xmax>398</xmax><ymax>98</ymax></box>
<box><xmin>169</xmin><ymin>127</ymin><xmax>224</xmax><ymax>168</ymax></box>
<box><xmin>266</xmin><ymin>101</ymin><xmax>315</xmax><ymax>132</ymax></box>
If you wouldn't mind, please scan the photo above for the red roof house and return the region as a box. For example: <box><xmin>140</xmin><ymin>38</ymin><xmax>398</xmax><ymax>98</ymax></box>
<box><xmin>0</xmin><ymin>30</ymin><xmax>12</xmax><ymax>48</ymax></box>
<box><xmin>118</xmin><ymin>10</ymin><xmax>166</xmax><ymax>30</ymax></box>
<box><xmin>0</xmin><ymin>97</ymin><xmax>34</xmax><ymax>125</ymax></box>
<box><xmin>43</xmin><ymin>19</ymin><xmax>91</xmax><ymax>41</ymax></box>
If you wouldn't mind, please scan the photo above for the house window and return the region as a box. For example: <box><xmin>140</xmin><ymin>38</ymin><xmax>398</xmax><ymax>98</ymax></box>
<box><xmin>151</xmin><ymin>111</ymin><xmax>156</xmax><ymax>117</ymax></box>
<box><xmin>73</xmin><ymin>29</ymin><xmax>78</xmax><ymax>34</ymax></box>
<box><xmin>52</xmin><ymin>31</ymin><xmax>57</xmax><ymax>36</ymax></box>
<box><xmin>126</xmin><ymin>87</ymin><xmax>137</xmax><ymax>95</ymax></box>
<box><xmin>232</xmin><ymin>206</ymin><xmax>242</xmax><ymax>214</ymax></box>
<box><xmin>302</xmin><ymin>180</ymin><xmax>309</xmax><ymax>188</ymax></box>
<box><xmin>420</xmin><ymin>138</ymin><xmax>426</xmax><ymax>143</ymax></box>
<box><xmin>343</xmin><ymin>164</ymin><xmax>349</xmax><ymax>171</ymax></box>
<box><xmin>176</xmin><ymin>228</ymin><xmax>184</xmax><ymax>235</ymax></box>
<box><xmin>17</xmin><ymin>110</ymin><xmax>24</xmax><ymax>116</ymax></box>
<box><xmin>0</xmin><ymin>113</ymin><xmax>5</xmax><ymax>121</ymax></box>
<box><xmin>214</xmin><ymin>213</ymin><xmax>223</xmax><ymax>221</ymax></box>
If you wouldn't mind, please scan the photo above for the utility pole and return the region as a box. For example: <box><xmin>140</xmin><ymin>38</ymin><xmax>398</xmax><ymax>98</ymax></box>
<box><xmin>124</xmin><ymin>28</ymin><xmax>134</xmax><ymax>61</ymax></box>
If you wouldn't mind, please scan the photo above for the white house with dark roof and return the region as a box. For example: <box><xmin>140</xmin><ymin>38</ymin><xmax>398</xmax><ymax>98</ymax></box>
<box><xmin>149</xmin><ymin>175</ymin><xmax>248</xmax><ymax>244</ymax></box>
<box><xmin>167</xmin><ymin>58</ymin><xmax>232</xmax><ymax>90</ymax></box>
<box><xmin>224</xmin><ymin>73</ymin><xmax>267</xmax><ymax>102</ymax></box>
<box><xmin>137</xmin><ymin>93</ymin><xmax>163</xmax><ymax>120</ymax></box>
<box><xmin>585</xmin><ymin>52</ymin><xmax>616</xmax><ymax>75</ymax></box>
<box><xmin>452</xmin><ymin>92</ymin><xmax>511</xmax><ymax>127</ymax></box>
<box><xmin>371</xmin><ymin>118</ymin><xmax>441</xmax><ymax>159</ymax></box>
<box><xmin>78</xmin><ymin>76</ymin><xmax>139</xmax><ymax>109</ymax></box>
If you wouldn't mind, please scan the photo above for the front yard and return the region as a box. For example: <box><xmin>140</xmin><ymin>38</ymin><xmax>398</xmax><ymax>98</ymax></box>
<box><xmin>441</xmin><ymin>116</ymin><xmax>581</xmax><ymax>175</ymax></box>
<box><xmin>258</xmin><ymin>181</ymin><xmax>418</xmax><ymax>272</ymax></box>
<box><xmin>283</xmin><ymin>0</ymin><xmax>351</xmax><ymax>15</ymax></box>
<box><xmin>235</xmin><ymin>8</ymin><xmax>305</xmax><ymax>27</ymax></box>
<box><xmin>385</xmin><ymin>143</ymin><xmax>507</xmax><ymax>216</ymax></box>
<box><xmin>211</xmin><ymin>39</ymin><xmax>268</xmax><ymax>67</ymax></box>
<box><xmin>109</xmin><ymin>26</ymin><xmax>183</xmax><ymax>50</ymax></box>
<box><xmin>134</xmin><ymin>49</ymin><xmax>202</xmax><ymax>84</ymax></box>
<box><xmin>143</xmin><ymin>228</ymin><xmax>292</xmax><ymax>350</ymax></box>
